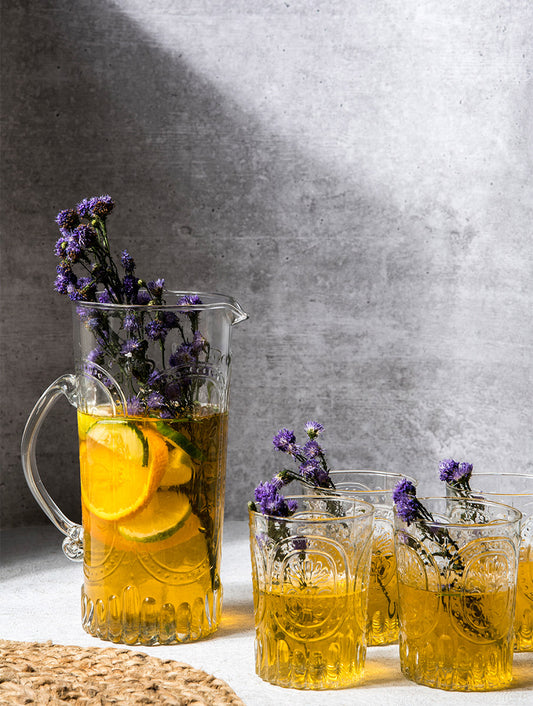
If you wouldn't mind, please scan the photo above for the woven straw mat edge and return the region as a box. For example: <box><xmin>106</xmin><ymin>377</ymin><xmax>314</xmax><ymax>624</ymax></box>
<box><xmin>0</xmin><ymin>639</ymin><xmax>245</xmax><ymax>705</ymax></box>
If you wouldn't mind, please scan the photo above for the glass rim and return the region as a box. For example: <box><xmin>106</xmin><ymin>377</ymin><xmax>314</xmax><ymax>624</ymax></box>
<box><xmin>446</xmin><ymin>472</ymin><xmax>533</xmax><ymax>498</ymax></box>
<box><xmin>395</xmin><ymin>496</ymin><xmax>522</xmax><ymax>527</ymax></box>
<box><xmin>328</xmin><ymin>469</ymin><xmax>418</xmax><ymax>488</ymax></box>
<box><xmin>74</xmin><ymin>291</ymin><xmax>248</xmax><ymax>318</ymax></box>
<box><xmin>249</xmin><ymin>493</ymin><xmax>375</xmax><ymax>523</ymax></box>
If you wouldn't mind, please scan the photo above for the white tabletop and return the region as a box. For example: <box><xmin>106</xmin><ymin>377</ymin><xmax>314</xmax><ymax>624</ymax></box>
<box><xmin>1</xmin><ymin>522</ymin><xmax>531</xmax><ymax>705</ymax></box>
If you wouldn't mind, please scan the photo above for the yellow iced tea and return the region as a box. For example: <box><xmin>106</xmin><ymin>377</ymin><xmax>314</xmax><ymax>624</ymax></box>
<box><xmin>254</xmin><ymin>585</ymin><xmax>366</xmax><ymax>689</ymax></box>
<box><xmin>78</xmin><ymin>406</ymin><xmax>227</xmax><ymax>644</ymax></box>
<box><xmin>515</xmin><ymin>557</ymin><xmax>533</xmax><ymax>651</ymax></box>
<box><xmin>367</xmin><ymin>532</ymin><xmax>399</xmax><ymax>645</ymax></box>
<box><xmin>398</xmin><ymin>580</ymin><xmax>515</xmax><ymax>691</ymax></box>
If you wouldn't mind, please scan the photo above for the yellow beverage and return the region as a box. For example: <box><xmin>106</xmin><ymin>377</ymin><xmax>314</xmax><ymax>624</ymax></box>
<box><xmin>397</xmin><ymin>580</ymin><xmax>515</xmax><ymax>691</ymax></box>
<box><xmin>254</xmin><ymin>584</ymin><xmax>366</xmax><ymax>689</ymax></box>
<box><xmin>366</xmin><ymin>530</ymin><xmax>399</xmax><ymax>645</ymax></box>
<box><xmin>78</xmin><ymin>406</ymin><xmax>227</xmax><ymax>645</ymax></box>
<box><xmin>515</xmin><ymin>557</ymin><xmax>533</xmax><ymax>651</ymax></box>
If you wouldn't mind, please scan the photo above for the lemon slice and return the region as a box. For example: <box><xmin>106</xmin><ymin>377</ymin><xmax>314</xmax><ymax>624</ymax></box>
<box><xmin>81</xmin><ymin>421</ymin><xmax>168</xmax><ymax>521</ymax></box>
<box><xmin>160</xmin><ymin>447</ymin><xmax>194</xmax><ymax>487</ymax></box>
<box><xmin>117</xmin><ymin>490</ymin><xmax>192</xmax><ymax>543</ymax></box>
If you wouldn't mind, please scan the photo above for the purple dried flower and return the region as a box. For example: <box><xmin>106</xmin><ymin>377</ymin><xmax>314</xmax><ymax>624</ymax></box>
<box><xmin>98</xmin><ymin>289</ymin><xmax>111</xmax><ymax>303</ymax></box>
<box><xmin>122</xmin><ymin>274</ymin><xmax>137</xmax><ymax>301</ymax></box>
<box><xmin>77</xmin><ymin>195</ymin><xmax>114</xmax><ymax>218</ymax></box>
<box><xmin>169</xmin><ymin>342</ymin><xmax>195</xmax><ymax>367</ymax></box>
<box><xmin>439</xmin><ymin>458</ymin><xmax>473</xmax><ymax>488</ymax></box>
<box><xmin>126</xmin><ymin>397</ymin><xmax>144</xmax><ymax>416</ymax></box>
<box><xmin>191</xmin><ymin>330</ymin><xmax>206</xmax><ymax>353</ymax></box>
<box><xmin>305</xmin><ymin>421</ymin><xmax>324</xmax><ymax>439</ymax></box>
<box><xmin>76</xmin><ymin>198</ymin><xmax>96</xmax><ymax>219</ymax></box>
<box><xmin>146</xmin><ymin>391</ymin><xmax>166</xmax><ymax>409</ymax></box>
<box><xmin>439</xmin><ymin>458</ymin><xmax>458</xmax><ymax>482</ymax></box>
<box><xmin>270</xmin><ymin>474</ymin><xmax>285</xmax><ymax>491</ymax></box>
<box><xmin>121</xmin><ymin>338</ymin><xmax>144</xmax><ymax>356</ymax></box>
<box><xmin>55</xmin><ymin>208</ymin><xmax>79</xmax><ymax>230</ymax></box>
<box><xmin>87</xmin><ymin>347</ymin><xmax>104</xmax><ymax>363</ymax></box>
<box><xmin>393</xmin><ymin>479</ymin><xmax>420</xmax><ymax>525</ymax></box>
<box><xmin>65</xmin><ymin>234</ymin><xmax>84</xmax><ymax>262</ymax></box>
<box><xmin>54</xmin><ymin>232</ymin><xmax>69</xmax><ymax>257</ymax></box>
<box><xmin>91</xmin><ymin>195</ymin><xmax>114</xmax><ymax>217</ymax></box>
<box><xmin>121</xmin><ymin>249</ymin><xmax>135</xmax><ymax>274</ymax></box>
<box><xmin>147</xmin><ymin>369</ymin><xmax>167</xmax><ymax>389</ymax></box>
<box><xmin>303</xmin><ymin>439</ymin><xmax>321</xmax><ymax>459</ymax></box>
<box><xmin>253</xmin><ymin>480</ymin><xmax>297</xmax><ymax>518</ymax></box>
<box><xmin>54</xmin><ymin>262</ymin><xmax>76</xmax><ymax>294</ymax></box>
<box><xmin>454</xmin><ymin>462</ymin><xmax>473</xmax><ymax>482</ymax></box>
<box><xmin>147</xmin><ymin>279</ymin><xmax>165</xmax><ymax>299</ymax></box>
<box><xmin>299</xmin><ymin>459</ymin><xmax>330</xmax><ymax>487</ymax></box>
<box><xmin>299</xmin><ymin>458</ymin><xmax>320</xmax><ymax>481</ymax></box>
<box><xmin>135</xmin><ymin>290</ymin><xmax>151</xmax><ymax>305</ymax></box>
<box><xmin>122</xmin><ymin>312</ymin><xmax>140</xmax><ymax>331</ymax></box>
<box><xmin>145</xmin><ymin>318</ymin><xmax>168</xmax><ymax>341</ymax></box>
<box><xmin>66</xmin><ymin>277</ymin><xmax>95</xmax><ymax>301</ymax></box>
<box><xmin>177</xmin><ymin>294</ymin><xmax>202</xmax><ymax>307</ymax></box>
<box><xmin>273</xmin><ymin>428</ymin><xmax>298</xmax><ymax>455</ymax></box>
<box><xmin>74</xmin><ymin>224</ymin><xmax>97</xmax><ymax>248</ymax></box>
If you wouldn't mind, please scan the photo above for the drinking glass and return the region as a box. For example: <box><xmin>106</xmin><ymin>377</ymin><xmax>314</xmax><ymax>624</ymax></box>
<box><xmin>249</xmin><ymin>494</ymin><xmax>375</xmax><ymax>689</ymax></box>
<box><xmin>447</xmin><ymin>472</ymin><xmax>533</xmax><ymax>652</ymax></box>
<box><xmin>303</xmin><ymin>469</ymin><xmax>417</xmax><ymax>645</ymax></box>
<box><xmin>394</xmin><ymin>496</ymin><xmax>521</xmax><ymax>691</ymax></box>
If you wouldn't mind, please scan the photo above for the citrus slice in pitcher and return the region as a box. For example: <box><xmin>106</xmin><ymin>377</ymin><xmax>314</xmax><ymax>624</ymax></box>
<box><xmin>117</xmin><ymin>490</ymin><xmax>192</xmax><ymax>543</ymax></box>
<box><xmin>160</xmin><ymin>446</ymin><xmax>194</xmax><ymax>487</ymax></box>
<box><xmin>81</xmin><ymin>421</ymin><xmax>168</xmax><ymax>521</ymax></box>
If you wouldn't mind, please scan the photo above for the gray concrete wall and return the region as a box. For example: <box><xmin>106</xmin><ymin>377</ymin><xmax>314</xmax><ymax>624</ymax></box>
<box><xmin>1</xmin><ymin>0</ymin><xmax>532</xmax><ymax>528</ymax></box>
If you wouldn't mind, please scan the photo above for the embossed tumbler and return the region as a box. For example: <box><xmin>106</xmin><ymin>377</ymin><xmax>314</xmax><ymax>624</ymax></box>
<box><xmin>249</xmin><ymin>494</ymin><xmax>375</xmax><ymax>689</ymax></box>
<box><xmin>313</xmin><ymin>469</ymin><xmax>418</xmax><ymax>645</ymax></box>
<box><xmin>394</xmin><ymin>497</ymin><xmax>521</xmax><ymax>691</ymax></box>
<box><xmin>447</xmin><ymin>473</ymin><xmax>533</xmax><ymax>652</ymax></box>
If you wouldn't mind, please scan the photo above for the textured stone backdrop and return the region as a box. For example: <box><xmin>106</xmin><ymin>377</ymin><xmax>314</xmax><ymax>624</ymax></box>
<box><xmin>1</xmin><ymin>0</ymin><xmax>532</xmax><ymax>527</ymax></box>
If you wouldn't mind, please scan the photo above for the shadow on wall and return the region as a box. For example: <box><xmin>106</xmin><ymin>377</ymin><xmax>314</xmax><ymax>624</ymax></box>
<box><xmin>1</xmin><ymin>1</ymin><xmax>478</xmax><ymax>527</ymax></box>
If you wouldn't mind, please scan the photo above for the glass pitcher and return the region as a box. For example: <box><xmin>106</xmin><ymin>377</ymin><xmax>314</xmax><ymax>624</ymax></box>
<box><xmin>22</xmin><ymin>292</ymin><xmax>247</xmax><ymax>645</ymax></box>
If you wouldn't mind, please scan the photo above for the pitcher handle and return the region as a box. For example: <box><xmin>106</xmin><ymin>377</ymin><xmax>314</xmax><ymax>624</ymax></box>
<box><xmin>21</xmin><ymin>374</ymin><xmax>85</xmax><ymax>561</ymax></box>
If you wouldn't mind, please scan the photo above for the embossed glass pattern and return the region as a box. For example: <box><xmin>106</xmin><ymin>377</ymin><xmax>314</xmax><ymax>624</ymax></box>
<box><xmin>22</xmin><ymin>294</ymin><xmax>247</xmax><ymax>645</ymax></box>
<box><xmin>249</xmin><ymin>495</ymin><xmax>375</xmax><ymax>689</ymax></box>
<box><xmin>301</xmin><ymin>469</ymin><xmax>417</xmax><ymax>646</ymax></box>
<box><xmin>447</xmin><ymin>473</ymin><xmax>533</xmax><ymax>652</ymax></box>
<box><xmin>394</xmin><ymin>496</ymin><xmax>522</xmax><ymax>691</ymax></box>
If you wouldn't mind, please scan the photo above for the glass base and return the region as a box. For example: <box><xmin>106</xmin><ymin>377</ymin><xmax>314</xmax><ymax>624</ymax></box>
<box><xmin>81</xmin><ymin>585</ymin><xmax>222</xmax><ymax>645</ymax></box>
<box><xmin>254</xmin><ymin>632</ymin><xmax>366</xmax><ymax>690</ymax></box>
<box><xmin>400</xmin><ymin>641</ymin><xmax>514</xmax><ymax>691</ymax></box>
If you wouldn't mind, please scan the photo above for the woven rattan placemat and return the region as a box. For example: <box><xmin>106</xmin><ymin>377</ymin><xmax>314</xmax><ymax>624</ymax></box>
<box><xmin>0</xmin><ymin>640</ymin><xmax>245</xmax><ymax>705</ymax></box>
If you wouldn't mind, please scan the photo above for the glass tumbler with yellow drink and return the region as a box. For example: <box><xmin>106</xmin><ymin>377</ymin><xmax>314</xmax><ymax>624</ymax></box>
<box><xmin>22</xmin><ymin>196</ymin><xmax>247</xmax><ymax>645</ymax></box>
<box><xmin>393</xmin><ymin>481</ymin><xmax>522</xmax><ymax>691</ymax></box>
<box><xmin>249</xmin><ymin>493</ymin><xmax>375</xmax><ymax>689</ymax></box>
<box><xmin>445</xmin><ymin>469</ymin><xmax>533</xmax><ymax>652</ymax></box>
<box><xmin>311</xmin><ymin>469</ymin><xmax>417</xmax><ymax>646</ymax></box>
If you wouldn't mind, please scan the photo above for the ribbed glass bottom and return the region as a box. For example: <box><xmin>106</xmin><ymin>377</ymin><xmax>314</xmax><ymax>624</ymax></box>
<box><xmin>400</xmin><ymin>639</ymin><xmax>513</xmax><ymax>691</ymax></box>
<box><xmin>81</xmin><ymin>584</ymin><xmax>222</xmax><ymax>645</ymax></box>
<box><xmin>255</xmin><ymin>631</ymin><xmax>366</xmax><ymax>690</ymax></box>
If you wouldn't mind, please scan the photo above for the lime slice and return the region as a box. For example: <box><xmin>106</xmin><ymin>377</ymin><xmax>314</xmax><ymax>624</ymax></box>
<box><xmin>81</xmin><ymin>421</ymin><xmax>168</xmax><ymax>521</ymax></box>
<box><xmin>117</xmin><ymin>490</ymin><xmax>192</xmax><ymax>543</ymax></box>
<box><xmin>86</xmin><ymin>420</ymin><xmax>149</xmax><ymax>466</ymax></box>
<box><xmin>155</xmin><ymin>421</ymin><xmax>204</xmax><ymax>460</ymax></box>
<box><xmin>160</xmin><ymin>447</ymin><xmax>194</xmax><ymax>487</ymax></box>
